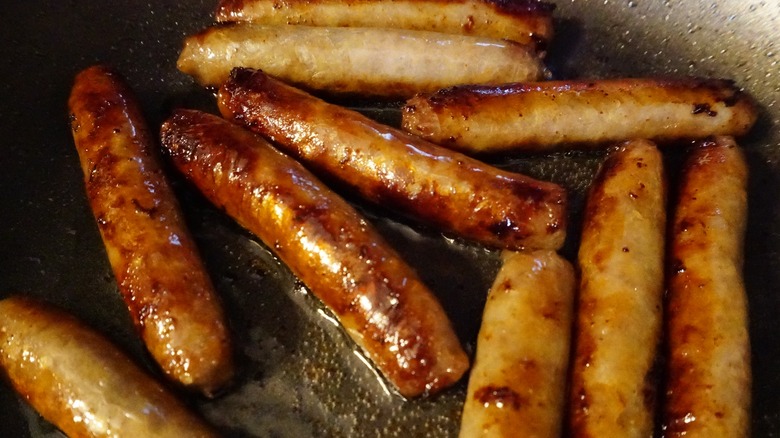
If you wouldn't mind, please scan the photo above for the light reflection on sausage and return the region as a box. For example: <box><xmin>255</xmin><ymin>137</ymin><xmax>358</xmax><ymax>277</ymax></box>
<box><xmin>177</xmin><ymin>24</ymin><xmax>545</xmax><ymax>97</ymax></box>
<box><xmin>159</xmin><ymin>109</ymin><xmax>468</xmax><ymax>398</ymax></box>
<box><xmin>68</xmin><ymin>65</ymin><xmax>234</xmax><ymax>396</ymax></box>
<box><xmin>214</xmin><ymin>0</ymin><xmax>555</xmax><ymax>48</ymax></box>
<box><xmin>402</xmin><ymin>78</ymin><xmax>757</xmax><ymax>154</ymax></box>
<box><xmin>217</xmin><ymin>68</ymin><xmax>567</xmax><ymax>251</ymax></box>
<box><xmin>0</xmin><ymin>295</ymin><xmax>218</xmax><ymax>438</ymax></box>
<box><xmin>569</xmin><ymin>139</ymin><xmax>666</xmax><ymax>437</ymax></box>
<box><xmin>663</xmin><ymin>136</ymin><xmax>750</xmax><ymax>437</ymax></box>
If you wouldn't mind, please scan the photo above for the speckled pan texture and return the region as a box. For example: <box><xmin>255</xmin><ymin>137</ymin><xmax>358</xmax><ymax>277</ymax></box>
<box><xmin>0</xmin><ymin>0</ymin><xmax>777</xmax><ymax>437</ymax></box>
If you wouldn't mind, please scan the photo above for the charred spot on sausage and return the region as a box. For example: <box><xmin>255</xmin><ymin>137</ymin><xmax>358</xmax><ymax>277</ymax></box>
<box><xmin>692</xmin><ymin>103</ymin><xmax>718</xmax><ymax>117</ymax></box>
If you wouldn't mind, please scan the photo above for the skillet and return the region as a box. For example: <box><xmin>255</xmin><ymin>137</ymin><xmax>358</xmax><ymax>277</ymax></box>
<box><xmin>0</xmin><ymin>0</ymin><xmax>777</xmax><ymax>436</ymax></box>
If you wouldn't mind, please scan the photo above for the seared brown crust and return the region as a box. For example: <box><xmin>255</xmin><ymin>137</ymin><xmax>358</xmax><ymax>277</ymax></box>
<box><xmin>218</xmin><ymin>68</ymin><xmax>566</xmax><ymax>251</ymax></box>
<box><xmin>68</xmin><ymin>65</ymin><xmax>233</xmax><ymax>396</ymax></box>
<box><xmin>0</xmin><ymin>296</ymin><xmax>217</xmax><ymax>438</ymax></box>
<box><xmin>459</xmin><ymin>250</ymin><xmax>575</xmax><ymax>438</ymax></box>
<box><xmin>214</xmin><ymin>0</ymin><xmax>554</xmax><ymax>47</ymax></box>
<box><xmin>663</xmin><ymin>136</ymin><xmax>750</xmax><ymax>437</ymax></box>
<box><xmin>569</xmin><ymin>140</ymin><xmax>666</xmax><ymax>437</ymax></box>
<box><xmin>402</xmin><ymin>78</ymin><xmax>758</xmax><ymax>153</ymax></box>
<box><xmin>177</xmin><ymin>23</ymin><xmax>545</xmax><ymax>96</ymax></box>
<box><xmin>159</xmin><ymin>109</ymin><xmax>468</xmax><ymax>398</ymax></box>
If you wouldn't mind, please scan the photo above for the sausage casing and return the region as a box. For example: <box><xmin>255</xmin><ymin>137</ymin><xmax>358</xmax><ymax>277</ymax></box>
<box><xmin>459</xmin><ymin>250</ymin><xmax>575</xmax><ymax>438</ymax></box>
<box><xmin>0</xmin><ymin>296</ymin><xmax>217</xmax><ymax>438</ymax></box>
<box><xmin>569</xmin><ymin>140</ymin><xmax>667</xmax><ymax>437</ymax></box>
<box><xmin>68</xmin><ymin>65</ymin><xmax>233</xmax><ymax>396</ymax></box>
<box><xmin>218</xmin><ymin>68</ymin><xmax>567</xmax><ymax>251</ymax></box>
<box><xmin>214</xmin><ymin>0</ymin><xmax>555</xmax><ymax>48</ymax></box>
<box><xmin>663</xmin><ymin>136</ymin><xmax>750</xmax><ymax>437</ymax></box>
<box><xmin>402</xmin><ymin>78</ymin><xmax>758</xmax><ymax>153</ymax></box>
<box><xmin>177</xmin><ymin>23</ymin><xmax>545</xmax><ymax>97</ymax></box>
<box><xmin>159</xmin><ymin>109</ymin><xmax>468</xmax><ymax>398</ymax></box>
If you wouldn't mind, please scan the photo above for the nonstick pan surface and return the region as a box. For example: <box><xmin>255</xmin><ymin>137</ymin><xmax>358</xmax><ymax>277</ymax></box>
<box><xmin>0</xmin><ymin>1</ymin><xmax>777</xmax><ymax>436</ymax></box>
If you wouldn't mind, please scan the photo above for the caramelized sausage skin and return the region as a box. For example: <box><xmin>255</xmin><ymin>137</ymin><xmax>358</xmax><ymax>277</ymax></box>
<box><xmin>160</xmin><ymin>109</ymin><xmax>468</xmax><ymax>398</ymax></box>
<box><xmin>663</xmin><ymin>136</ymin><xmax>750</xmax><ymax>437</ymax></box>
<box><xmin>218</xmin><ymin>68</ymin><xmax>566</xmax><ymax>251</ymax></box>
<box><xmin>68</xmin><ymin>65</ymin><xmax>233</xmax><ymax>396</ymax></box>
<box><xmin>402</xmin><ymin>78</ymin><xmax>758</xmax><ymax>153</ymax></box>
<box><xmin>460</xmin><ymin>250</ymin><xmax>575</xmax><ymax>438</ymax></box>
<box><xmin>177</xmin><ymin>24</ymin><xmax>545</xmax><ymax>97</ymax></box>
<box><xmin>214</xmin><ymin>0</ymin><xmax>554</xmax><ymax>48</ymax></box>
<box><xmin>0</xmin><ymin>296</ymin><xmax>217</xmax><ymax>438</ymax></box>
<box><xmin>569</xmin><ymin>140</ymin><xmax>667</xmax><ymax>437</ymax></box>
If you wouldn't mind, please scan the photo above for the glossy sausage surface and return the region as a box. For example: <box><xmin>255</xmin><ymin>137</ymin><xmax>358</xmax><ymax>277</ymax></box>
<box><xmin>218</xmin><ymin>68</ymin><xmax>567</xmax><ymax>251</ymax></box>
<box><xmin>402</xmin><ymin>78</ymin><xmax>758</xmax><ymax>153</ymax></box>
<box><xmin>177</xmin><ymin>24</ymin><xmax>545</xmax><ymax>96</ymax></box>
<box><xmin>569</xmin><ymin>139</ymin><xmax>666</xmax><ymax>437</ymax></box>
<box><xmin>160</xmin><ymin>109</ymin><xmax>468</xmax><ymax>398</ymax></box>
<box><xmin>68</xmin><ymin>65</ymin><xmax>233</xmax><ymax>396</ymax></box>
<box><xmin>0</xmin><ymin>296</ymin><xmax>218</xmax><ymax>438</ymax></box>
<box><xmin>459</xmin><ymin>250</ymin><xmax>575</xmax><ymax>438</ymax></box>
<box><xmin>663</xmin><ymin>136</ymin><xmax>750</xmax><ymax>437</ymax></box>
<box><xmin>214</xmin><ymin>0</ymin><xmax>554</xmax><ymax>48</ymax></box>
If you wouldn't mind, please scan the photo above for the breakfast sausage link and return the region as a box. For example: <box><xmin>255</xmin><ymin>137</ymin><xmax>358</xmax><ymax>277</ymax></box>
<box><xmin>159</xmin><ymin>109</ymin><xmax>468</xmax><ymax>398</ymax></box>
<box><xmin>402</xmin><ymin>78</ymin><xmax>758</xmax><ymax>153</ymax></box>
<box><xmin>460</xmin><ymin>250</ymin><xmax>575</xmax><ymax>438</ymax></box>
<box><xmin>214</xmin><ymin>0</ymin><xmax>555</xmax><ymax>48</ymax></box>
<box><xmin>663</xmin><ymin>136</ymin><xmax>750</xmax><ymax>437</ymax></box>
<box><xmin>68</xmin><ymin>65</ymin><xmax>233</xmax><ymax>396</ymax></box>
<box><xmin>569</xmin><ymin>139</ymin><xmax>667</xmax><ymax>437</ymax></box>
<box><xmin>0</xmin><ymin>295</ymin><xmax>218</xmax><ymax>438</ymax></box>
<box><xmin>177</xmin><ymin>24</ymin><xmax>545</xmax><ymax>97</ymax></box>
<box><xmin>218</xmin><ymin>68</ymin><xmax>566</xmax><ymax>251</ymax></box>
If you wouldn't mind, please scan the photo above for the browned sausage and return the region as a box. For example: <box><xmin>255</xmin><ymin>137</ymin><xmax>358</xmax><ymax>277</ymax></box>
<box><xmin>569</xmin><ymin>139</ymin><xmax>667</xmax><ymax>437</ymax></box>
<box><xmin>68</xmin><ymin>65</ymin><xmax>233</xmax><ymax>396</ymax></box>
<box><xmin>159</xmin><ymin>109</ymin><xmax>469</xmax><ymax>398</ymax></box>
<box><xmin>217</xmin><ymin>68</ymin><xmax>567</xmax><ymax>251</ymax></box>
<box><xmin>177</xmin><ymin>23</ymin><xmax>545</xmax><ymax>97</ymax></box>
<box><xmin>459</xmin><ymin>250</ymin><xmax>575</xmax><ymax>438</ymax></box>
<box><xmin>663</xmin><ymin>136</ymin><xmax>750</xmax><ymax>437</ymax></box>
<box><xmin>0</xmin><ymin>295</ymin><xmax>218</xmax><ymax>438</ymax></box>
<box><xmin>214</xmin><ymin>0</ymin><xmax>555</xmax><ymax>49</ymax></box>
<box><xmin>402</xmin><ymin>78</ymin><xmax>758</xmax><ymax>153</ymax></box>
